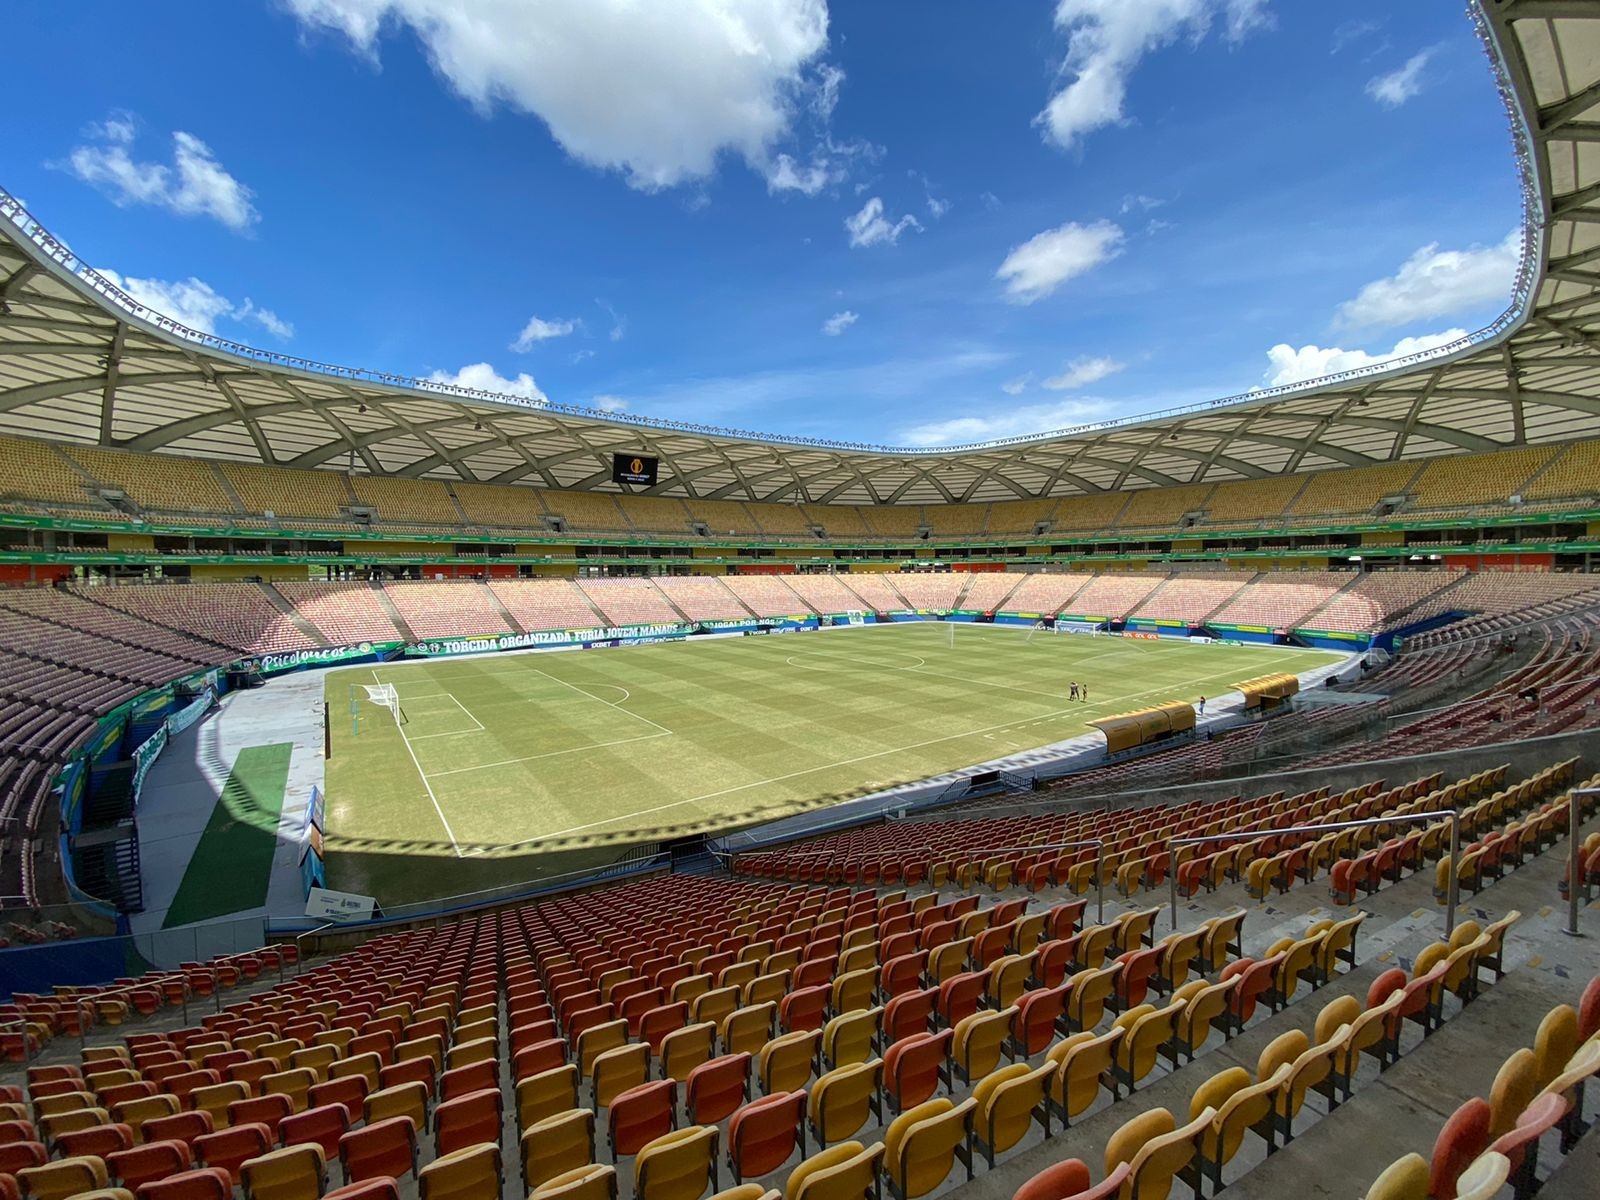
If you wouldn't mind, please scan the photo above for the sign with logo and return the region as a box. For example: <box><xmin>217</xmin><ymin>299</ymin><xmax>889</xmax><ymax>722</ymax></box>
<box><xmin>305</xmin><ymin>886</ymin><xmax>376</xmax><ymax>923</ymax></box>
<box><xmin>246</xmin><ymin>642</ymin><xmax>395</xmax><ymax>676</ymax></box>
<box><xmin>612</xmin><ymin>453</ymin><xmax>659</xmax><ymax>486</ymax></box>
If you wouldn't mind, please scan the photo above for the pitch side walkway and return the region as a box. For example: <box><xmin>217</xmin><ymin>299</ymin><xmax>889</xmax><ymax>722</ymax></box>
<box><xmin>129</xmin><ymin>670</ymin><xmax>327</xmax><ymax>936</ymax></box>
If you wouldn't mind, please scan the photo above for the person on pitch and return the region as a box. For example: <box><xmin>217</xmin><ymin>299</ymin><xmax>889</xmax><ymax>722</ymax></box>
<box><xmin>1069</xmin><ymin>681</ymin><xmax>1079</xmax><ymax>701</ymax></box>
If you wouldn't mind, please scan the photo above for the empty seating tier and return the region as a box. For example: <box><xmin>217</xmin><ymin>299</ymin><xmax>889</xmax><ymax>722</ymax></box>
<box><xmin>383</xmin><ymin>582</ymin><xmax>513</xmax><ymax>640</ymax></box>
<box><xmin>273</xmin><ymin>583</ymin><xmax>409</xmax><ymax>645</ymax></box>
<box><xmin>575</xmin><ymin>580</ymin><xmax>680</xmax><ymax>626</ymax></box>
<box><xmin>487</xmin><ymin>581</ymin><xmax>602</xmax><ymax>632</ymax></box>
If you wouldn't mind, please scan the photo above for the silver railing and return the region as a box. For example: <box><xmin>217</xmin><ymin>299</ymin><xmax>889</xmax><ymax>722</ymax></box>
<box><xmin>1168</xmin><ymin>808</ymin><xmax>1463</xmax><ymax>938</ymax></box>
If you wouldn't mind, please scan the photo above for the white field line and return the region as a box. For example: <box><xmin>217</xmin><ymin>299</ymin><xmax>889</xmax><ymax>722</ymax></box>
<box><xmin>470</xmin><ymin>659</ymin><xmax>1271</xmax><ymax>854</ymax></box>
<box><xmin>371</xmin><ymin>668</ymin><xmax>464</xmax><ymax>857</ymax></box>
<box><xmin>788</xmin><ymin>648</ymin><xmax>1070</xmax><ymax>703</ymax></box>
<box><xmin>433</xmin><ymin>730</ymin><xmax>673</xmax><ymax>780</ymax></box>
<box><xmin>524</xmin><ymin>667</ymin><xmax>675</xmax><ymax>736</ymax></box>
<box><xmin>405</xmin><ymin>694</ymin><xmax>488</xmax><ymax>740</ymax></box>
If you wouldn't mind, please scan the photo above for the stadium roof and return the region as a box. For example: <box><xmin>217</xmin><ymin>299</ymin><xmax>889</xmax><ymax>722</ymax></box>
<box><xmin>1</xmin><ymin>1</ymin><xmax>1599</xmax><ymax>508</ymax></box>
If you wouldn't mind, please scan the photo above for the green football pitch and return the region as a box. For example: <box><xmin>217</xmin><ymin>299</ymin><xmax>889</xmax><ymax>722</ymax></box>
<box><xmin>321</xmin><ymin>623</ymin><xmax>1340</xmax><ymax>904</ymax></box>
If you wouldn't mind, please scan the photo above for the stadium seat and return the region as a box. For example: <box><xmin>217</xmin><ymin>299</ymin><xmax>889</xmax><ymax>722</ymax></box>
<box><xmin>634</xmin><ymin>1126</ymin><xmax>718</xmax><ymax>1200</ymax></box>
<box><xmin>338</xmin><ymin>1116</ymin><xmax>418</xmax><ymax>1184</ymax></box>
<box><xmin>726</xmin><ymin>1091</ymin><xmax>804</xmax><ymax>1182</ymax></box>
<box><xmin>882</xmin><ymin>1097</ymin><xmax>975</xmax><ymax>1200</ymax></box>
<box><xmin>418</xmin><ymin>1143</ymin><xmax>502</xmax><ymax>1200</ymax></box>
<box><xmin>784</xmin><ymin>1141</ymin><xmax>883</xmax><ymax>1200</ymax></box>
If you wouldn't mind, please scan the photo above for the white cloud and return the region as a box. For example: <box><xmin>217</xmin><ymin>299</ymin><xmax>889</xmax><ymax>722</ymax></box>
<box><xmin>1120</xmin><ymin>192</ymin><xmax>1166</xmax><ymax>214</ymax></box>
<box><xmin>1042</xmin><ymin>355</ymin><xmax>1124</xmax><ymax>390</ymax></box>
<box><xmin>765</xmin><ymin>152</ymin><xmax>838</xmax><ymax>196</ymax></box>
<box><xmin>1367</xmin><ymin>49</ymin><xmax>1433</xmax><ymax>107</ymax></box>
<box><xmin>1263</xmin><ymin>329</ymin><xmax>1466</xmax><ymax>387</ymax></box>
<box><xmin>1000</xmin><ymin>374</ymin><xmax>1032</xmax><ymax>396</ymax></box>
<box><xmin>424</xmin><ymin>361</ymin><xmax>547</xmax><ymax>402</ymax></box>
<box><xmin>1336</xmin><ymin>230</ymin><xmax>1520</xmax><ymax>330</ymax></box>
<box><xmin>979</xmin><ymin>191</ymin><xmax>1001</xmax><ymax>211</ymax></box>
<box><xmin>596</xmin><ymin>298</ymin><xmax>627</xmax><ymax>341</ymax></box>
<box><xmin>821</xmin><ymin>310</ymin><xmax>858</xmax><ymax>336</ymax></box>
<box><xmin>902</xmin><ymin>397</ymin><xmax>1108</xmax><ymax>447</ymax></box>
<box><xmin>844</xmin><ymin>197</ymin><xmax>922</xmax><ymax>248</ymax></box>
<box><xmin>511</xmin><ymin>315</ymin><xmax>578</xmax><ymax>350</ymax></box>
<box><xmin>95</xmin><ymin>268</ymin><xmax>292</xmax><ymax>339</ymax></box>
<box><xmin>234</xmin><ymin>299</ymin><xmax>295</xmax><ymax>339</ymax></box>
<box><xmin>286</xmin><ymin>0</ymin><xmax>832</xmax><ymax>191</ymax></box>
<box><xmin>1037</xmin><ymin>0</ymin><xmax>1274</xmax><ymax>152</ymax></box>
<box><xmin>1331</xmin><ymin>19</ymin><xmax>1380</xmax><ymax>55</ymax></box>
<box><xmin>995</xmin><ymin>219</ymin><xmax>1123</xmax><ymax>304</ymax></box>
<box><xmin>59</xmin><ymin>117</ymin><xmax>258</xmax><ymax>231</ymax></box>
<box><xmin>591</xmin><ymin>394</ymin><xmax>629</xmax><ymax>413</ymax></box>
<box><xmin>926</xmin><ymin>196</ymin><xmax>951</xmax><ymax>219</ymax></box>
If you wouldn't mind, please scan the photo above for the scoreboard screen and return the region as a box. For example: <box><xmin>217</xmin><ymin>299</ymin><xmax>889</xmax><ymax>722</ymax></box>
<box><xmin>612</xmin><ymin>453</ymin><xmax>659</xmax><ymax>486</ymax></box>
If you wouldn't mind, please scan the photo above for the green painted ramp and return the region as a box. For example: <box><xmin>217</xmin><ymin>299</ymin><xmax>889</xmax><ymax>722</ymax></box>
<box><xmin>162</xmin><ymin>742</ymin><xmax>292</xmax><ymax>927</ymax></box>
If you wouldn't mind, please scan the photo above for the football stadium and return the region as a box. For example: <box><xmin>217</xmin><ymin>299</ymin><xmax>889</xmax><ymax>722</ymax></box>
<box><xmin>2</xmin><ymin>3</ymin><xmax>1600</xmax><ymax>1200</ymax></box>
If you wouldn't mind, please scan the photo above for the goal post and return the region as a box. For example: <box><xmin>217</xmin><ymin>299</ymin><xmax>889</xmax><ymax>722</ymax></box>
<box><xmin>350</xmin><ymin>682</ymin><xmax>405</xmax><ymax>735</ymax></box>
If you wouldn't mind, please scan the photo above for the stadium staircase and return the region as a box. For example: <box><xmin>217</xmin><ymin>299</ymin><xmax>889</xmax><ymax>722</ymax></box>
<box><xmin>481</xmin><ymin>584</ymin><xmax>526</xmax><ymax>635</ymax></box>
<box><xmin>208</xmin><ymin>467</ymin><xmax>251</xmax><ymax>515</ymax></box>
<box><xmin>775</xmin><ymin>575</ymin><xmax>817</xmax><ymax>615</ymax></box>
<box><xmin>369</xmin><ymin>583</ymin><xmax>418</xmax><ymax>643</ymax></box>
<box><xmin>257</xmin><ymin>584</ymin><xmax>331</xmax><ymax>647</ymax></box>
<box><xmin>715</xmin><ymin>577</ymin><xmax>759</xmax><ymax>619</ymax></box>
<box><xmin>950</xmin><ymin>573</ymin><xmax>977</xmax><ymax>611</ymax></box>
<box><xmin>1201</xmin><ymin>572</ymin><xmax>1262</xmax><ymax>624</ymax></box>
<box><xmin>1293</xmin><ymin>572</ymin><xmax>1368</xmax><ymax>629</ymax></box>
<box><xmin>565</xmin><ymin>587</ymin><xmax>611</xmax><ymax>629</ymax></box>
<box><xmin>645</xmin><ymin>581</ymin><xmax>694</xmax><ymax>625</ymax></box>
<box><xmin>1513</xmin><ymin>444</ymin><xmax>1573</xmax><ymax>497</ymax></box>
<box><xmin>442</xmin><ymin>485</ymin><xmax>475</xmax><ymax>528</ymax></box>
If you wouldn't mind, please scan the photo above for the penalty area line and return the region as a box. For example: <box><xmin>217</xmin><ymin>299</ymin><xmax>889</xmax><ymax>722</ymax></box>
<box><xmin>371</xmin><ymin>668</ymin><xmax>464</xmax><ymax>858</ymax></box>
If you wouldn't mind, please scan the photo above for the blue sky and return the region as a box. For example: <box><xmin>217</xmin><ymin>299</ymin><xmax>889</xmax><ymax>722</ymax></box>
<box><xmin>3</xmin><ymin>1</ymin><xmax>1523</xmax><ymax>447</ymax></box>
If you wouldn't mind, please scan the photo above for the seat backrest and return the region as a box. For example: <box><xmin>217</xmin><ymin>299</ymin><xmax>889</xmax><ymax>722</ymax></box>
<box><xmin>609</xmin><ymin>1081</ymin><xmax>678</xmax><ymax>1159</ymax></box>
<box><xmin>1363</xmin><ymin>1152</ymin><xmax>1430</xmax><ymax>1200</ymax></box>
<box><xmin>418</xmin><ymin>1143</ymin><xmax>502</xmax><ymax>1200</ymax></box>
<box><xmin>1125</xmin><ymin>1106</ymin><xmax>1212</xmax><ymax>1200</ymax></box>
<box><xmin>517</xmin><ymin>1066</ymin><xmax>579</xmax><ymax>1131</ymax></box>
<box><xmin>728</xmin><ymin>1091</ymin><xmax>804</xmax><ymax>1180</ymax></box>
<box><xmin>240</xmin><ymin>1144</ymin><xmax>326</xmax><ymax>1200</ymax></box>
<box><xmin>338</xmin><ymin>1116</ymin><xmax>418</xmax><ymax>1185</ymax></box>
<box><xmin>883</xmin><ymin>1098</ymin><xmax>976</xmax><ymax>1200</ymax></box>
<box><xmin>633</xmin><ymin>1125</ymin><xmax>717</xmax><ymax>1200</ymax></box>
<box><xmin>810</xmin><ymin>1055</ymin><xmax>881</xmax><ymax>1147</ymax></box>
<box><xmin>685</xmin><ymin>1054</ymin><xmax>752</xmax><ymax>1127</ymax></box>
<box><xmin>884</xmin><ymin>1031</ymin><xmax>952</xmax><ymax>1111</ymax></box>
<box><xmin>784</xmin><ymin>1140</ymin><xmax>883</xmax><ymax>1200</ymax></box>
<box><xmin>528</xmin><ymin>1164</ymin><xmax>617</xmax><ymax>1200</ymax></box>
<box><xmin>521</xmin><ymin>1109</ymin><xmax>596</xmax><ymax>1192</ymax></box>
<box><xmin>972</xmin><ymin>1062</ymin><xmax>1051</xmax><ymax>1157</ymax></box>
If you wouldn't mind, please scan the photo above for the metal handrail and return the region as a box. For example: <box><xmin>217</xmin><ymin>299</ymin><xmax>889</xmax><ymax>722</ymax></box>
<box><xmin>1167</xmin><ymin>808</ymin><xmax>1462</xmax><ymax>938</ymax></box>
<box><xmin>0</xmin><ymin>940</ymin><xmax>304</xmax><ymax>1065</ymax></box>
<box><xmin>1567</xmin><ymin>788</ymin><xmax>1597</xmax><ymax>938</ymax></box>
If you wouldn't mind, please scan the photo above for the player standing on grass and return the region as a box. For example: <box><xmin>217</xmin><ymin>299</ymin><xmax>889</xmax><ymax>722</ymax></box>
<box><xmin>1081</xmin><ymin>682</ymin><xmax>1089</xmax><ymax>702</ymax></box>
<box><xmin>1069</xmin><ymin>681</ymin><xmax>1079</xmax><ymax>701</ymax></box>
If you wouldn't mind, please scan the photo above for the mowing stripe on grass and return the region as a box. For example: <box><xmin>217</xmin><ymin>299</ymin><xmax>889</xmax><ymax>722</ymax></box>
<box><xmin>162</xmin><ymin>742</ymin><xmax>293</xmax><ymax>927</ymax></box>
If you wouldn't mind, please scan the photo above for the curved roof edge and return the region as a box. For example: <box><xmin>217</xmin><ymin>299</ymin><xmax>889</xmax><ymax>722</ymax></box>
<box><xmin>0</xmin><ymin>0</ymin><xmax>1597</xmax><ymax>506</ymax></box>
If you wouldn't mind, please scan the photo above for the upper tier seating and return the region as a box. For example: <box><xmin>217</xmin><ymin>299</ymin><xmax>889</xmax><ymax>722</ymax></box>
<box><xmin>782</xmin><ymin>574</ymin><xmax>863</xmax><ymax>614</ymax></box>
<box><xmin>1200</xmin><ymin>476</ymin><xmax>1308</xmax><ymax>525</ymax></box>
<box><xmin>616</xmin><ymin>496</ymin><xmax>694</xmax><ymax>535</ymax></box>
<box><xmin>1052</xmin><ymin>494</ymin><xmax>1129</xmax><ymax>531</ymax></box>
<box><xmin>1061</xmin><ymin>573</ymin><xmax>1165</xmax><ymax>619</ymax></box>
<box><xmin>543</xmin><ymin>492</ymin><xmax>630</xmax><ymax>534</ymax></box>
<box><xmin>384</xmin><ymin>581</ymin><xmax>512</xmax><ymax>640</ymax></box>
<box><xmin>72</xmin><ymin>583</ymin><xmax>318</xmax><ymax>655</ymax></box>
<box><xmin>803</xmin><ymin>505</ymin><xmax>870</xmax><ymax>538</ymax></box>
<box><xmin>1002</xmin><ymin>573</ymin><xmax>1092</xmax><ymax>615</ymax></box>
<box><xmin>575</xmin><ymin>579</ymin><xmax>680</xmax><ymax>625</ymax></box>
<box><xmin>348</xmin><ymin>477</ymin><xmax>461</xmax><ymax>526</ymax></box>
<box><xmin>1308</xmin><ymin>571</ymin><xmax>1463</xmax><ymax>634</ymax></box>
<box><xmin>1118</xmin><ymin>484</ymin><xmax>1214</xmax><ymax>530</ymax></box>
<box><xmin>1286</xmin><ymin>462</ymin><xmax>1421</xmax><ymax>518</ymax></box>
<box><xmin>0</xmin><ymin>438</ymin><xmax>96</xmax><ymax>509</ymax></box>
<box><xmin>959</xmin><ymin>573</ymin><xmax>1026</xmax><ymax>613</ymax></box>
<box><xmin>1130</xmin><ymin>574</ymin><xmax>1253</xmax><ymax>623</ymax></box>
<box><xmin>687</xmin><ymin>500</ymin><xmax>762</xmax><ymax>537</ymax></box>
<box><xmin>450</xmin><ymin>481</ymin><xmax>550</xmax><ymax>529</ymax></box>
<box><xmin>923</xmin><ymin>504</ymin><xmax>989</xmax><ymax>540</ymax></box>
<box><xmin>836</xmin><ymin>574</ymin><xmax>911</xmax><ymax>612</ymax></box>
<box><xmin>1209</xmin><ymin>572</ymin><xmax>1348</xmax><ymax>628</ymax></box>
<box><xmin>221</xmin><ymin>463</ymin><xmax>352</xmax><ymax>521</ymax></box>
<box><xmin>487</xmin><ymin>581</ymin><xmax>602</xmax><ymax>631</ymax></box>
<box><xmin>1523</xmin><ymin>438</ymin><xmax>1600</xmax><ymax>500</ymax></box>
<box><xmin>986</xmin><ymin>500</ymin><xmax>1058</xmax><ymax>538</ymax></box>
<box><xmin>1407</xmin><ymin>446</ymin><xmax>1555</xmax><ymax>510</ymax></box>
<box><xmin>652</xmin><ymin>577</ymin><xmax>748</xmax><ymax>620</ymax></box>
<box><xmin>273</xmin><ymin>582</ymin><xmax>409</xmax><ymax>644</ymax></box>
<box><xmin>860</xmin><ymin>507</ymin><xmax>921</xmax><ymax>538</ymax></box>
<box><xmin>888</xmin><ymin>574</ymin><xmax>965</xmax><ymax>611</ymax></box>
<box><xmin>65</xmin><ymin>445</ymin><xmax>236</xmax><ymax>516</ymax></box>
<box><xmin>722</xmin><ymin>576</ymin><xmax>810</xmax><ymax>618</ymax></box>
<box><xmin>745</xmin><ymin>501</ymin><xmax>813</xmax><ymax>538</ymax></box>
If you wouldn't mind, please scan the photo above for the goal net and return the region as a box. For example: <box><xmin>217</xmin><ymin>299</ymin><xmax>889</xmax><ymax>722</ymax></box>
<box><xmin>351</xmin><ymin>682</ymin><xmax>405</xmax><ymax>732</ymax></box>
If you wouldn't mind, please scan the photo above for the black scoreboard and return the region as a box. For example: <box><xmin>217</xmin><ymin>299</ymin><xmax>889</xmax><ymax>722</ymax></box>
<box><xmin>612</xmin><ymin>453</ymin><xmax>659</xmax><ymax>487</ymax></box>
